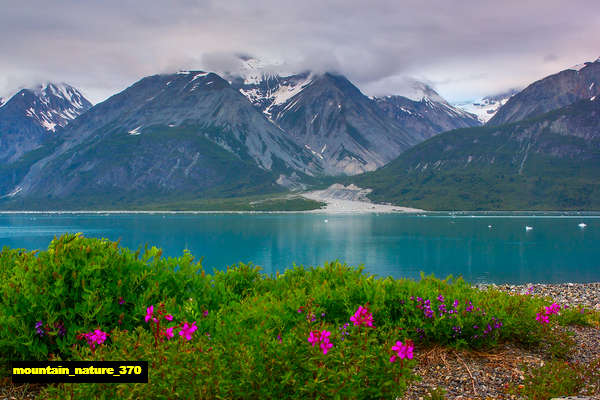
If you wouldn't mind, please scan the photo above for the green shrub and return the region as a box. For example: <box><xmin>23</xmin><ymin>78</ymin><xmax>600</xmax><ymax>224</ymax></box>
<box><xmin>0</xmin><ymin>233</ymin><xmax>210</xmax><ymax>366</ymax></box>
<box><xmin>0</xmin><ymin>234</ymin><xmax>576</xmax><ymax>398</ymax></box>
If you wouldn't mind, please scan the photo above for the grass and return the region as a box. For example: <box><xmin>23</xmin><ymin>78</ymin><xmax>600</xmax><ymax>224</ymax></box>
<box><xmin>0</xmin><ymin>234</ymin><xmax>598</xmax><ymax>399</ymax></box>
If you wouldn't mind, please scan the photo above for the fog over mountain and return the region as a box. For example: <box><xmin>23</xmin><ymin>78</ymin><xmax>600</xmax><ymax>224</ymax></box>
<box><xmin>1</xmin><ymin>0</ymin><xmax>599</xmax><ymax>104</ymax></box>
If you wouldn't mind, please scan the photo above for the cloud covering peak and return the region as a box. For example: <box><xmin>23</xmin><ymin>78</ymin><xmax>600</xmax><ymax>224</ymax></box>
<box><xmin>1</xmin><ymin>0</ymin><xmax>598</xmax><ymax>103</ymax></box>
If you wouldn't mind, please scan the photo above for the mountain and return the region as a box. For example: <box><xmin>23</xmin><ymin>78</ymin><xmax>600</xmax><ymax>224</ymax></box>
<box><xmin>232</xmin><ymin>62</ymin><xmax>480</xmax><ymax>175</ymax></box>
<box><xmin>0</xmin><ymin>83</ymin><xmax>91</xmax><ymax>163</ymax></box>
<box><xmin>454</xmin><ymin>88</ymin><xmax>520</xmax><ymax>123</ymax></box>
<box><xmin>233</xmin><ymin>71</ymin><xmax>416</xmax><ymax>175</ymax></box>
<box><xmin>373</xmin><ymin>81</ymin><xmax>480</xmax><ymax>140</ymax></box>
<box><xmin>488</xmin><ymin>58</ymin><xmax>600</xmax><ymax>125</ymax></box>
<box><xmin>350</xmin><ymin>96</ymin><xmax>600</xmax><ymax>210</ymax></box>
<box><xmin>1</xmin><ymin>71</ymin><xmax>322</xmax><ymax>207</ymax></box>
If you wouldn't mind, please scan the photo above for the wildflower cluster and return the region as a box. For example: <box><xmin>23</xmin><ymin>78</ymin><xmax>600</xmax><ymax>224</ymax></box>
<box><xmin>414</xmin><ymin>297</ymin><xmax>434</xmax><ymax>318</ymax></box>
<box><xmin>410</xmin><ymin>294</ymin><xmax>504</xmax><ymax>345</ymax></box>
<box><xmin>308</xmin><ymin>330</ymin><xmax>333</xmax><ymax>354</ymax></box>
<box><xmin>78</xmin><ymin>329</ymin><xmax>108</xmax><ymax>350</ymax></box>
<box><xmin>55</xmin><ymin>321</ymin><xmax>66</xmax><ymax>337</ymax></box>
<box><xmin>338</xmin><ymin>322</ymin><xmax>350</xmax><ymax>341</ymax></box>
<box><xmin>473</xmin><ymin>316</ymin><xmax>503</xmax><ymax>339</ymax></box>
<box><xmin>145</xmin><ymin>303</ymin><xmax>198</xmax><ymax>345</ymax></box>
<box><xmin>34</xmin><ymin>320</ymin><xmax>66</xmax><ymax>338</ymax></box>
<box><xmin>307</xmin><ymin>305</ymin><xmax>375</xmax><ymax>355</ymax></box>
<box><xmin>536</xmin><ymin>302</ymin><xmax>561</xmax><ymax>325</ymax></box>
<box><xmin>179</xmin><ymin>322</ymin><xmax>198</xmax><ymax>340</ymax></box>
<box><xmin>390</xmin><ymin>340</ymin><xmax>414</xmax><ymax>363</ymax></box>
<box><xmin>414</xmin><ymin>296</ymin><xmax>468</xmax><ymax>319</ymax></box>
<box><xmin>35</xmin><ymin>321</ymin><xmax>44</xmax><ymax>337</ymax></box>
<box><xmin>350</xmin><ymin>305</ymin><xmax>374</xmax><ymax>327</ymax></box>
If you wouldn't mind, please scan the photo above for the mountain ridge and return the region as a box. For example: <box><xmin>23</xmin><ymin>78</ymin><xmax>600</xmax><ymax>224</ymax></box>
<box><xmin>349</xmin><ymin>96</ymin><xmax>600</xmax><ymax>210</ymax></box>
<box><xmin>488</xmin><ymin>59</ymin><xmax>600</xmax><ymax>125</ymax></box>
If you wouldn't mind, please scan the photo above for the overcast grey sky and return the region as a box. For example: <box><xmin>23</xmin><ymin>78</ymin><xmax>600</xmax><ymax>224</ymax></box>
<box><xmin>1</xmin><ymin>0</ymin><xmax>598</xmax><ymax>103</ymax></box>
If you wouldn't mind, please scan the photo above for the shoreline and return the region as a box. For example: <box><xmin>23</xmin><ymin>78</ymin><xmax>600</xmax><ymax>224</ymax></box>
<box><xmin>0</xmin><ymin>211</ymin><xmax>599</xmax><ymax>216</ymax></box>
<box><xmin>476</xmin><ymin>282</ymin><xmax>600</xmax><ymax>310</ymax></box>
<box><xmin>300</xmin><ymin>183</ymin><xmax>424</xmax><ymax>213</ymax></box>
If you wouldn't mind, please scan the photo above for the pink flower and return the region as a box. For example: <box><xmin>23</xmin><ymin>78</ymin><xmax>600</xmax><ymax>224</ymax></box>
<box><xmin>164</xmin><ymin>326</ymin><xmax>174</xmax><ymax>339</ymax></box>
<box><xmin>307</xmin><ymin>330</ymin><xmax>333</xmax><ymax>354</ymax></box>
<box><xmin>390</xmin><ymin>340</ymin><xmax>414</xmax><ymax>362</ymax></box>
<box><xmin>545</xmin><ymin>303</ymin><xmax>561</xmax><ymax>315</ymax></box>
<box><xmin>144</xmin><ymin>305</ymin><xmax>154</xmax><ymax>323</ymax></box>
<box><xmin>93</xmin><ymin>329</ymin><xmax>108</xmax><ymax>345</ymax></box>
<box><xmin>350</xmin><ymin>305</ymin><xmax>374</xmax><ymax>327</ymax></box>
<box><xmin>82</xmin><ymin>329</ymin><xmax>109</xmax><ymax>349</ymax></box>
<box><xmin>536</xmin><ymin>312</ymin><xmax>550</xmax><ymax>324</ymax></box>
<box><xmin>308</xmin><ymin>330</ymin><xmax>320</xmax><ymax>346</ymax></box>
<box><xmin>203</xmin><ymin>310</ymin><xmax>209</xmax><ymax>317</ymax></box>
<box><xmin>165</xmin><ymin>314</ymin><xmax>173</xmax><ymax>321</ymax></box>
<box><xmin>179</xmin><ymin>321</ymin><xmax>198</xmax><ymax>341</ymax></box>
<box><xmin>320</xmin><ymin>340</ymin><xmax>333</xmax><ymax>354</ymax></box>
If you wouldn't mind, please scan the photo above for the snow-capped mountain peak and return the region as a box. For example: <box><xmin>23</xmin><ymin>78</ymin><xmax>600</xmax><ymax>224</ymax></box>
<box><xmin>34</xmin><ymin>83</ymin><xmax>89</xmax><ymax>110</ymax></box>
<box><xmin>233</xmin><ymin>68</ymin><xmax>314</xmax><ymax>119</ymax></box>
<box><xmin>0</xmin><ymin>81</ymin><xmax>92</xmax><ymax>163</ymax></box>
<box><xmin>12</xmin><ymin>82</ymin><xmax>92</xmax><ymax>132</ymax></box>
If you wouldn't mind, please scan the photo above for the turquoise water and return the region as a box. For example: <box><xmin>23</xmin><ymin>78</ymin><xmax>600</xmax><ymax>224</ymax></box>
<box><xmin>0</xmin><ymin>212</ymin><xmax>598</xmax><ymax>284</ymax></box>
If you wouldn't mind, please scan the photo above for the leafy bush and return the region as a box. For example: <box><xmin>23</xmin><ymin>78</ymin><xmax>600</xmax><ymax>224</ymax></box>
<box><xmin>0</xmin><ymin>233</ymin><xmax>210</xmax><ymax>366</ymax></box>
<box><xmin>0</xmin><ymin>234</ymin><xmax>572</xmax><ymax>398</ymax></box>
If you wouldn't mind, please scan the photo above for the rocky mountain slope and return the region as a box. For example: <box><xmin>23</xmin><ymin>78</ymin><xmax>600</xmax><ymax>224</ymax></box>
<box><xmin>0</xmin><ymin>83</ymin><xmax>91</xmax><ymax>163</ymax></box>
<box><xmin>373</xmin><ymin>82</ymin><xmax>480</xmax><ymax>140</ymax></box>
<box><xmin>488</xmin><ymin>58</ymin><xmax>600</xmax><ymax>125</ymax></box>
<box><xmin>351</xmin><ymin>96</ymin><xmax>600</xmax><ymax>210</ymax></box>
<box><xmin>2</xmin><ymin>71</ymin><xmax>321</xmax><ymax>206</ymax></box>
<box><xmin>232</xmin><ymin>63</ymin><xmax>480</xmax><ymax>175</ymax></box>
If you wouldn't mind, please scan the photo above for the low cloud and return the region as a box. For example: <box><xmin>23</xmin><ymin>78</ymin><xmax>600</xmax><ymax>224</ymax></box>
<box><xmin>1</xmin><ymin>0</ymin><xmax>598</xmax><ymax>103</ymax></box>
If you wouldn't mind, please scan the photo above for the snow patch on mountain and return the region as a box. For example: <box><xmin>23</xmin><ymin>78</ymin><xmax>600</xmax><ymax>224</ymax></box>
<box><xmin>264</xmin><ymin>75</ymin><xmax>313</xmax><ymax>117</ymax></box>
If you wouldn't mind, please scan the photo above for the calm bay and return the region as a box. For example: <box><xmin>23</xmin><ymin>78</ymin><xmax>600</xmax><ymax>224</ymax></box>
<box><xmin>0</xmin><ymin>212</ymin><xmax>598</xmax><ymax>284</ymax></box>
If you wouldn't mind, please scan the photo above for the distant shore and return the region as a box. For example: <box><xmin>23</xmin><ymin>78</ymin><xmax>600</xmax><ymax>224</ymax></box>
<box><xmin>301</xmin><ymin>183</ymin><xmax>424</xmax><ymax>213</ymax></box>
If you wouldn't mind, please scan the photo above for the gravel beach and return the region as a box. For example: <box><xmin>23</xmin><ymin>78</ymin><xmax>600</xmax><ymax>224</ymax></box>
<box><xmin>475</xmin><ymin>282</ymin><xmax>600</xmax><ymax>311</ymax></box>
